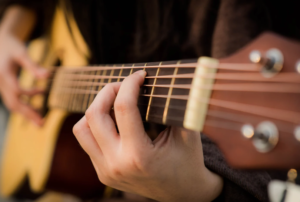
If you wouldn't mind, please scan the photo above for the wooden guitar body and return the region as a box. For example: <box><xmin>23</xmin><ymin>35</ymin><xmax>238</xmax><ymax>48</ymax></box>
<box><xmin>1</xmin><ymin>5</ymin><xmax>104</xmax><ymax>199</ymax></box>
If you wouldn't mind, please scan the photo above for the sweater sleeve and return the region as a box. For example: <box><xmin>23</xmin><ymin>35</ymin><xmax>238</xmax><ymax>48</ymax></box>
<box><xmin>202</xmin><ymin>134</ymin><xmax>286</xmax><ymax>202</ymax></box>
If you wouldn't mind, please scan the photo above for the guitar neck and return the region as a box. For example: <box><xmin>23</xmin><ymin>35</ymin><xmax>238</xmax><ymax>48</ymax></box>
<box><xmin>45</xmin><ymin>32</ymin><xmax>300</xmax><ymax>169</ymax></box>
<box><xmin>48</xmin><ymin>58</ymin><xmax>213</xmax><ymax>128</ymax></box>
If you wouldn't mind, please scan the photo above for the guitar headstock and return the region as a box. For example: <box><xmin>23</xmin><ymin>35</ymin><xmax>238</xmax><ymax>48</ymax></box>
<box><xmin>203</xmin><ymin>32</ymin><xmax>300</xmax><ymax>169</ymax></box>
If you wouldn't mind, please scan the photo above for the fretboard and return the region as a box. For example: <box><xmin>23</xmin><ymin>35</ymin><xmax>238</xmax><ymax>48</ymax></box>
<box><xmin>49</xmin><ymin>59</ymin><xmax>198</xmax><ymax>127</ymax></box>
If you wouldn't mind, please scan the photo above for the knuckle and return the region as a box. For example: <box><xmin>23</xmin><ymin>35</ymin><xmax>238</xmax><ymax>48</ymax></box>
<box><xmin>114</xmin><ymin>99</ymin><xmax>129</xmax><ymax>114</ymax></box>
<box><xmin>109</xmin><ymin>164</ymin><xmax>123</xmax><ymax>179</ymax></box>
<box><xmin>104</xmin><ymin>83</ymin><xmax>113</xmax><ymax>89</ymax></box>
<box><xmin>85</xmin><ymin>107</ymin><xmax>95</xmax><ymax>122</ymax></box>
<box><xmin>72</xmin><ymin>123</ymin><xmax>81</xmax><ymax>135</ymax></box>
<box><xmin>98</xmin><ymin>172</ymin><xmax>113</xmax><ymax>186</ymax></box>
<box><xmin>125</xmin><ymin>153</ymin><xmax>148</xmax><ymax>173</ymax></box>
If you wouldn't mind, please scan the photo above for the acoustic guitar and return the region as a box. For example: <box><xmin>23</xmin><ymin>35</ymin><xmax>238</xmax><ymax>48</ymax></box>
<box><xmin>1</xmin><ymin>1</ymin><xmax>300</xmax><ymax>200</ymax></box>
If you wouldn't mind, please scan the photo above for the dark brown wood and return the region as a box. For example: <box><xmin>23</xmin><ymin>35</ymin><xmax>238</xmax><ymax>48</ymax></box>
<box><xmin>205</xmin><ymin>32</ymin><xmax>300</xmax><ymax>169</ymax></box>
<box><xmin>46</xmin><ymin>114</ymin><xmax>105</xmax><ymax>199</ymax></box>
<box><xmin>53</xmin><ymin>60</ymin><xmax>196</xmax><ymax>128</ymax></box>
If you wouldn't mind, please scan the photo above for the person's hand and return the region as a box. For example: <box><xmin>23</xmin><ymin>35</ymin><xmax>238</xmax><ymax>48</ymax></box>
<box><xmin>0</xmin><ymin>33</ymin><xmax>48</xmax><ymax>125</ymax></box>
<box><xmin>73</xmin><ymin>71</ymin><xmax>223</xmax><ymax>202</ymax></box>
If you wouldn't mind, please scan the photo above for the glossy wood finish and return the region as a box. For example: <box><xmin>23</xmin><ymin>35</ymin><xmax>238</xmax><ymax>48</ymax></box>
<box><xmin>205</xmin><ymin>32</ymin><xmax>300</xmax><ymax>169</ymax></box>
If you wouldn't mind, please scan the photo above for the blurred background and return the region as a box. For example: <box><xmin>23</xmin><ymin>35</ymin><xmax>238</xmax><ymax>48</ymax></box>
<box><xmin>0</xmin><ymin>100</ymin><xmax>10</xmax><ymax>202</ymax></box>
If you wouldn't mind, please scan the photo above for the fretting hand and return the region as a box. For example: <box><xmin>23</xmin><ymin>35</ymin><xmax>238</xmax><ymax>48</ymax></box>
<box><xmin>73</xmin><ymin>70</ymin><xmax>223</xmax><ymax>202</ymax></box>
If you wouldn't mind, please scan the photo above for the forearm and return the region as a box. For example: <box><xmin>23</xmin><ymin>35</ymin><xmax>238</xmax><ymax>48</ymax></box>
<box><xmin>0</xmin><ymin>5</ymin><xmax>36</xmax><ymax>41</ymax></box>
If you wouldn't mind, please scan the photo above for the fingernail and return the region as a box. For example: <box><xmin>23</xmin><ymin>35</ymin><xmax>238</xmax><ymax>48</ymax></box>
<box><xmin>135</xmin><ymin>70</ymin><xmax>147</xmax><ymax>77</ymax></box>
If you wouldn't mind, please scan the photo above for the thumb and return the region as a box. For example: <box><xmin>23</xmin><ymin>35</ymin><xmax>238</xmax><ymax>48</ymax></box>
<box><xmin>13</xmin><ymin>47</ymin><xmax>49</xmax><ymax>78</ymax></box>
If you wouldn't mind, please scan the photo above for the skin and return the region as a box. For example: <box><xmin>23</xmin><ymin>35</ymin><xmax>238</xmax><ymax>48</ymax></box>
<box><xmin>73</xmin><ymin>71</ymin><xmax>224</xmax><ymax>202</ymax></box>
<box><xmin>0</xmin><ymin>6</ymin><xmax>48</xmax><ymax>126</ymax></box>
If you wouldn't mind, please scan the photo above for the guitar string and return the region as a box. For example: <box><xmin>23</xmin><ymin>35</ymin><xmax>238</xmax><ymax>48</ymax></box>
<box><xmin>65</xmin><ymin>63</ymin><xmax>259</xmax><ymax>71</ymax></box>
<box><xmin>47</xmin><ymin>69</ymin><xmax>300</xmax><ymax>125</ymax></box>
<box><xmin>44</xmin><ymin>62</ymin><xmax>260</xmax><ymax>74</ymax></box>
<box><xmin>47</xmin><ymin>77</ymin><xmax>298</xmax><ymax>132</ymax></box>
<box><xmin>42</xmin><ymin>63</ymin><xmax>300</xmax><ymax>128</ymax></box>
<box><xmin>50</xmin><ymin>81</ymin><xmax>300</xmax><ymax>93</ymax></box>
<box><xmin>45</xmin><ymin>72</ymin><xmax>300</xmax><ymax>84</ymax></box>
<box><xmin>48</xmin><ymin>100</ymin><xmax>295</xmax><ymax>135</ymax></box>
<box><xmin>140</xmin><ymin>112</ymin><xmax>294</xmax><ymax>134</ymax></box>
<box><xmin>49</xmin><ymin>87</ymin><xmax>300</xmax><ymax>125</ymax></box>
<box><xmin>135</xmin><ymin>104</ymin><xmax>295</xmax><ymax>133</ymax></box>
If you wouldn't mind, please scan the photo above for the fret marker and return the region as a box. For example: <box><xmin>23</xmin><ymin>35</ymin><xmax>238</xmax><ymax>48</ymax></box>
<box><xmin>183</xmin><ymin>57</ymin><xmax>218</xmax><ymax>132</ymax></box>
<box><xmin>145</xmin><ymin>62</ymin><xmax>161</xmax><ymax>121</ymax></box>
<box><xmin>162</xmin><ymin>61</ymin><xmax>180</xmax><ymax>124</ymax></box>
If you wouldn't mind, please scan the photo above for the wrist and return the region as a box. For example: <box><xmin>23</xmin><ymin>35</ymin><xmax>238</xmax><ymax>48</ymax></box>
<box><xmin>153</xmin><ymin>168</ymin><xmax>223</xmax><ymax>202</ymax></box>
<box><xmin>0</xmin><ymin>6</ymin><xmax>36</xmax><ymax>41</ymax></box>
<box><xmin>201</xmin><ymin>168</ymin><xmax>224</xmax><ymax>202</ymax></box>
<box><xmin>165</xmin><ymin>168</ymin><xmax>223</xmax><ymax>202</ymax></box>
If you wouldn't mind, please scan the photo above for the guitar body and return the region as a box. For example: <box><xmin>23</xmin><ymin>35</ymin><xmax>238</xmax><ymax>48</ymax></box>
<box><xmin>1</xmin><ymin>5</ymin><xmax>104</xmax><ymax>199</ymax></box>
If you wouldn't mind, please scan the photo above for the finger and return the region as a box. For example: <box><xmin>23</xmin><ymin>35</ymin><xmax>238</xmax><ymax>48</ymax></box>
<box><xmin>114</xmin><ymin>70</ymin><xmax>149</xmax><ymax>146</ymax></box>
<box><xmin>3</xmin><ymin>94</ymin><xmax>43</xmax><ymax>126</ymax></box>
<box><xmin>16</xmin><ymin>100</ymin><xmax>43</xmax><ymax>126</ymax></box>
<box><xmin>0</xmin><ymin>76</ymin><xmax>41</xmax><ymax>124</ymax></box>
<box><xmin>110</xmin><ymin>109</ymin><xmax>116</xmax><ymax>125</ymax></box>
<box><xmin>73</xmin><ymin>116</ymin><xmax>103</xmax><ymax>160</ymax></box>
<box><xmin>13</xmin><ymin>46</ymin><xmax>49</xmax><ymax>78</ymax></box>
<box><xmin>85</xmin><ymin>82</ymin><xmax>121</xmax><ymax>153</ymax></box>
<box><xmin>20</xmin><ymin>88</ymin><xmax>45</xmax><ymax>96</ymax></box>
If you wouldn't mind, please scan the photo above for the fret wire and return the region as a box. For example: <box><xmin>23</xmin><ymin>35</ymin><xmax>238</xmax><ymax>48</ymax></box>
<box><xmin>89</xmin><ymin>68</ymin><xmax>103</xmax><ymax>108</ymax></box>
<box><xmin>64</xmin><ymin>72</ymin><xmax>72</xmax><ymax>110</ymax></box>
<box><xmin>143</xmin><ymin>63</ymin><xmax>147</xmax><ymax>71</ymax></box>
<box><xmin>100</xmin><ymin>69</ymin><xmax>107</xmax><ymax>89</ymax></box>
<box><xmin>69</xmin><ymin>71</ymin><xmax>79</xmax><ymax>111</ymax></box>
<box><xmin>76</xmin><ymin>71</ymin><xmax>85</xmax><ymax>112</ymax></box>
<box><xmin>130</xmin><ymin>64</ymin><xmax>135</xmax><ymax>75</ymax></box>
<box><xmin>117</xmin><ymin>64</ymin><xmax>124</xmax><ymax>82</ymax></box>
<box><xmin>89</xmin><ymin>68</ymin><xmax>106</xmax><ymax>107</ymax></box>
<box><xmin>72</xmin><ymin>73</ymin><xmax>81</xmax><ymax>111</ymax></box>
<box><xmin>88</xmin><ymin>69</ymin><xmax>97</xmax><ymax>110</ymax></box>
<box><xmin>82</xmin><ymin>70</ymin><xmax>94</xmax><ymax>111</ymax></box>
<box><xmin>60</xmin><ymin>71</ymin><xmax>68</xmax><ymax>109</ymax></box>
<box><xmin>162</xmin><ymin>61</ymin><xmax>180</xmax><ymax>124</ymax></box>
<box><xmin>75</xmin><ymin>71</ymin><xmax>83</xmax><ymax>111</ymax></box>
<box><xmin>108</xmin><ymin>65</ymin><xmax>115</xmax><ymax>83</ymax></box>
<box><xmin>145</xmin><ymin>62</ymin><xmax>161</xmax><ymax>121</ymax></box>
<box><xmin>79</xmin><ymin>70</ymin><xmax>86</xmax><ymax>112</ymax></box>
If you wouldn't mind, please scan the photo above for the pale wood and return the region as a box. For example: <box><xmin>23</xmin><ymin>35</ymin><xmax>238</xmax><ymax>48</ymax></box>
<box><xmin>1</xmin><ymin>3</ymin><xmax>89</xmax><ymax>197</ymax></box>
